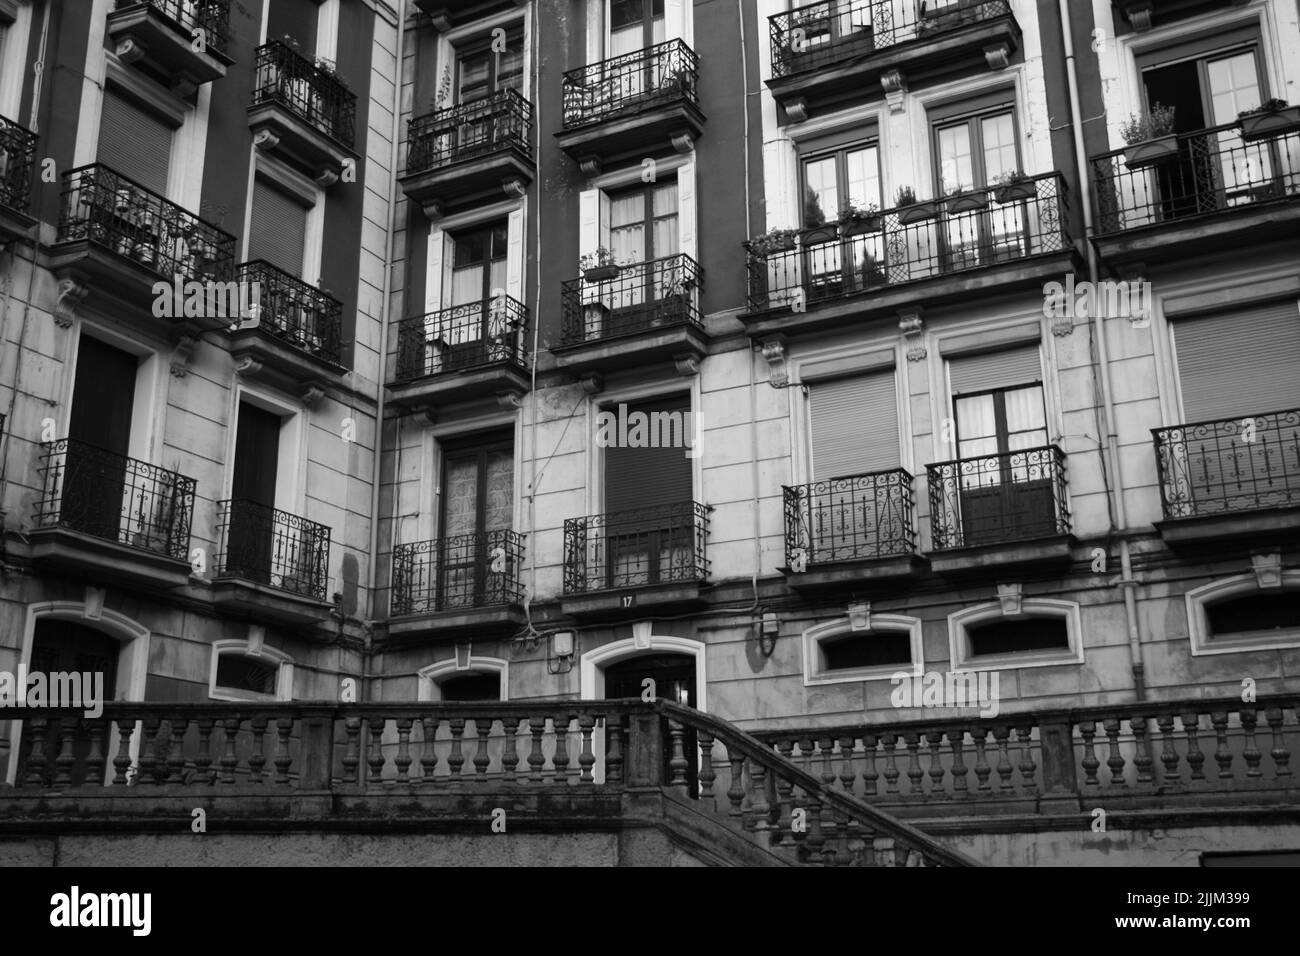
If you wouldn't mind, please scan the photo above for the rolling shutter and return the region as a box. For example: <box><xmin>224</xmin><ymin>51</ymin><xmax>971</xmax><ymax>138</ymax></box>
<box><xmin>248</xmin><ymin>178</ymin><xmax>308</xmax><ymax>278</ymax></box>
<box><xmin>97</xmin><ymin>88</ymin><xmax>172</xmax><ymax>195</ymax></box>
<box><xmin>1173</xmin><ymin>303</ymin><xmax>1300</xmax><ymax>421</ymax></box>
<box><xmin>947</xmin><ymin>342</ymin><xmax>1041</xmax><ymax>395</ymax></box>
<box><xmin>604</xmin><ymin>394</ymin><xmax>693</xmax><ymax>514</ymax></box>
<box><xmin>809</xmin><ymin>370</ymin><xmax>899</xmax><ymax>479</ymax></box>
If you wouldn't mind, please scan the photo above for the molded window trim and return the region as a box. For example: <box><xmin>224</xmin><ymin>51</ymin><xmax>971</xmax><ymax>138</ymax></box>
<box><xmin>209</xmin><ymin>639</ymin><xmax>294</xmax><ymax>702</ymax></box>
<box><xmin>803</xmin><ymin>614</ymin><xmax>924</xmax><ymax>686</ymax></box>
<box><xmin>948</xmin><ymin>598</ymin><xmax>1084</xmax><ymax>672</ymax></box>
<box><xmin>1186</xmin><ymin>572</ymin><xmax>1300</xmax><ymax>656</ymax></box>
<box><xmin>418</xmin><ymin>656</ymin><xmax>510</xmax><ymax>701</ymax></box>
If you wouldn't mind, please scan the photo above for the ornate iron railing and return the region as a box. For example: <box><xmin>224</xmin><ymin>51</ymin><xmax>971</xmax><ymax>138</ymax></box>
<box><xmin>390</xmin><ymin>530</ymin><xmax>525</xmax><ymax>616</ymax></box>
<box><xmin>926</xmin><ymin>445</ymin><xmax>1070</xmax><ymax>550</ymax></box>
<box><xmin>561</xmin><ymin>38</ymin><xmax>699</xmax><ymax>129</ymax></box>
<box><xmin>407</xmin><ymin>88</ymin><xmax>532</xmax><ymax>174</ymax></box>
<box><xmin>55</xmin><ymin>164</ymin><xmax>237</xmax><ymax>282</ymax></box>
<box><xmin>32</xmin><ymin>439</ymin><xmax>196</xmax><ymax>561</ymax></box>
<box><xmin>215</xmin><ymin>499</ymin><xmax>331</xmax><ymax>600</ymax></box>
<box><xmin>253</xmin><ymin>40</ymin><xmax>356</xmax><ymax>148</ymax></box>
<box><xmin>393</xmin><ymin>294</ymin><xmax>528</xmax><ymax>380</ymax></box>
<box><xmin>236</xmin><ymin>260</ymin><xmax>343</xmax><ymax>363</ymax></box>
<box><xmin>1153</xmin><ymin>408</ymin><xmax>1300</xmax><ymax>520</ymax></box>
<box><xmin>1092</xmin><ymin>120</ymin><xmax>1300</xmax><ymax>235</ymax></box>
<box><xmin>117</xmin><ymin>0</ymin><xmax>233</xmax><ymax>55</ymax></box>
<box><xmin>560</xmin><ymin>253</ymin><xmax>702</xmax><ymax>345</ymax></box>
<box><xmin>784</xmin><ymin>469</ymin><xmax>915</xmax><ymax>568</ymax></box>
<box><xmin>0</xmin><ymin>114</ymin><xmax>38</xmax><ymax>213</ymax></box>
<box><xmin>744</xmin><ymin>172</ymin><xmax>1068</xmax><ymax>313</ymax></box>
<box><xmin>564</xmin><ymin>501</ymin><xmax>710</xmax><ymax>593</ymax></box>
<box><xmin>769</xmin><ymin>0</ymin><xmax>1014</xmax><ymax>78</ymax></box>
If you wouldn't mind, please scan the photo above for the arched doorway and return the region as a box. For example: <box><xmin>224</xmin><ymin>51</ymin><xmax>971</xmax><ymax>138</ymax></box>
<box><xmin>605</xmin><ymin>652</ymin><xmax>699</xmax><ymax>796</ymax></box>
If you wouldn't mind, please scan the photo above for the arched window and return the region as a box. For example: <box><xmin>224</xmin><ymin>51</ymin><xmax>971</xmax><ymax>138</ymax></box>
<box><xmin>802</xmin><ymin>614</ymin><xmax>923</xmax><ymax>684</ymax></box>
<box><xmin>209</xmin><ymin>640</ymin><xmax>294</xmax><ymax>701</ymax></box>
<box><xmin>1187</xmin><ymin>572</ymin><xmax>1300</xmax><ymax>655</ymax></box>
<box><xmin>948</xmin><ymin>598</ymin><xmax>1082</xmax><ymax>670</ymax></box>
<box><xmin>419</xmin><ymin>656</ymin><xmax>509</xmax><ymax>701</ymax></box>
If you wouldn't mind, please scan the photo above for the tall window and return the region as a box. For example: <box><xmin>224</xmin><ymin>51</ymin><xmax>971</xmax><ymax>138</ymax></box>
<box><xmin>439</xmin><ymin>432</ymin><xmax>513</xmax><ymax>608</ymax></box>
<box><xmin>456</xmin><ymin>33</ymin><xmax>524</xmax><ymax>103</ymax></box>
<box><xmin>609</xmin><ymin>0</ymin><xmax>664</xmax><ymax>56</ymax></box>
<box><xmin>607</xmin><ymin>180</ymin><xmax>678</xmax><ymax>314</ymax></box>
<box><xmin>434</xmin><ymin>222</ymin><xmax>510</xmax><ymax>368</ymax></box>
<box><xmin>801</xmin><ymin>142</ymin><xmax>883</xmax><ymax>298</ymax></box>
<box><xmin>933</xmin><ymin>108</ymin><xmax>1025</xmax><ymax>268</ymax></box>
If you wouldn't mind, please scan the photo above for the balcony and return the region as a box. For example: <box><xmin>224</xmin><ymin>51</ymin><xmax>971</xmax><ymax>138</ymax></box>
<box><xmin>782</xmin><ymin>469</ymin><xmax>924</xmax><ymax>591</ymax></box>
<box><xmin>554</xmin><ymin>254</ymin><xmax>707</xmax><ymax>376</ymax></box>
<box><xmin>561</xmin><ymin>501</ymin><xmax>710</xmax><ymax>618</ymax></box>
<box><xmin>106</xmin><ymin>0</ymin><xmax>233</xmax><ymax>95</ymax></box>
<box><xmin>556</xmin><ymin>39</ymin><xmax>704</xmax><ymax>175</ymax></box>
<box><xmin>50</xmin><ymin>164</ymin><xmax>237</xmax><ymax>333</ymax></box>
<box><xmin>925</xmin><ymin>445</ymin><xmax>1073</xmax><ymax>574</ymax></box>
<box><xmin>248</xmin><ymin>40</ymin><xmax>358</xmax><ymax>185</ymax></box>
<box><xmin>389</xmin><ymin>295</ymin><xmax>529</xmax><ymax>411</ymax></box>
<box><xmin>229</xmin><ymin>260</ymin><xmax>346</xmax><ymax>392</ymax></box>
<box><xmin>766</xmin><ymin>0</ymin><xmax>1021</xmax><ymax>122</ymax></box>
<box><xmin>1091</xmin><ymin>120</ymin><xmax>1300</xmax><ymax>268</ymax></box>
<box><xmin>27</xmin><ymin>439</ymin><xmax>196</xmax><ymax>591</ymax></box>
<box><xmin>387</xmin><ymin>530</ymin><xmax>527</xmax><ymax>641</ymax></box>
<box><xmin>1153</xmin><ymin>408</ymin><xmax>1300</xmax><ymax>548</ymax></box>
<box><xmin>0</xmin><ymin>114</ymin><xmax>37</xmax><ymax>241</ymax></box>
<box><xmin>401</xmin><ymin>89</ymin><xmax>534</xmax><ymax>218</ymax></box>
<box><xmin>742</xmin><ymin>172</ymin><xmax>1074</xmax><ymax>338</ymax></box>
<box><xmin>212</xmin><ymin>499</ymin><xmax>332</xmax><ymax>625</ymax></box>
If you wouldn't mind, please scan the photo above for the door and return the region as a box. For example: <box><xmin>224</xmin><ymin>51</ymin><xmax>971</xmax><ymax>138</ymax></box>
<box><xmin>454</xmin><ymin>33</ymin><xmax>524</xmax><ymax>154</ymax></box>
<box><xmin>63</xmin><ymin>336</ymin><xmax>137</xmax><ymax>544</ymax></box>
<box><xmin>442</xmin><ymin>222</ymin><xmax>509</xmax><ymax>371</ymax></box>
<box><xmin>605</xmin><ymin>181</ymin><xmax>679</xmax><ymax>333</ymax></box>
<box><xmin>934</xmin><ymin>109</ymin><xmax>1024</xmax><ymax>271</ymax></box>
<box><xmin>18</xmin><ymin>620</ymin><xmax>119</xmax><ymax>787</ymax></box>
<box><xmin>801</xmin><ymin>142</ymin><xmax>884</xmax><ymax>300</ymax></box>
<box><xmin>608</xmin><ymin>0</ymin><xmax>666</xmax><ymax>103</ymax></box>
<box><xmin>605</xmin><ymin>653</ymin><xmax>697</xmax><ymax>796</ymax></box>
<box><xmin>439</xmin><ymin>433</ymin><xmax>514</xmax><ymax>608</ymax></box>
<box><xmin>227</xmin><ymin>402</ymin><xmax>281</xmax><ymax>584</ymax></box>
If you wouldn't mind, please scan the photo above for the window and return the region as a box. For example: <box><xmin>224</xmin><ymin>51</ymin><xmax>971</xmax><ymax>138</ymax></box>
<box><xmin>932</xmin><ymin>105</ymin><xmax>1026</xmax><ymax>268</ymax></box>
<box><xmin>248</xmin><ymin>176</ymin><xmax>309</xmax><ymax>278</ymax></box>
<box><xmin>809</xmin><ymin>369</ymin><xmax>899</xmax><ymax>480</ymax></box>
<box><xmin>1206</xmin><ymin>592</ymin><xmax>1300</xmax><ymax>638</ymax></box>
<box><xmin>801</xmin><ymin>142</ymin><xmax>880</xmax><ymax>227</ymax></box>
<box><xmin>1186</xmin><ymin>572</ymin><xmax>1300</xmax><ymax>655</ymax></box>
<box><xmin>1171</xmin><ymin>304</ymin><xmax>1300</xmax><ymax>422</ymax></box>
<box><xmin>609</xmin><ymin>0</ymin><xmax>665</xmax><ymax>56</ymax></box>
<box><xmin>419</xmin><ymin>657</ymin><xmax>509</xmax><ymax>701</ymax></box>
<box><xmin>803</xmin><ymin>615</ymin><xmax>924</xmax><ymax>684</ymax></box>
<box><xmin>948</xmin><ymin>599</ymin><xmax>1083</xmax><ymax>670</ymax></box>
<box><xmin>799</xmin><ymin>141</ymin><xmax>885</xmax><ymax>298</ymax></box>
<box><xmin>821</xmin><ymin>631</ymin><xmax>913</xmax><ymax>670</ymax></box>
<box><xmin>438</xmin><ymin>431</ymin><xmax>514</xmax><ymax>609</ymax></box>
<box><xmin>608</xmin><ymin>180</ymin><xmax>678</xmax><ymax>265</ymax></box>
<box><xmin>966</xmin><ymin>618</ymin><xmax>1069</xmax><ymax>656</ymax></box>
<box><xmin>209</xmin><ymin>641</ymin><xmax>293</xmax><ymax>701</ymax></box>
<box><xmin>589</xmin><ymin>180</ymin><xmax>684</xmax><ymax>333</ymax></box>
<box><xmin>456</xmin><ymin>32</ymin><xmax>524</xmax><ymax>103</ymax></box>
<box><xmin>98</xmin><ymin>86</ymin><xmax>174</xmax><ymax>196</ymax></box>
<box><xmin>437</xmin><ymin>672</ymin><xmax>503</xmax><ymax>701</ymax></box>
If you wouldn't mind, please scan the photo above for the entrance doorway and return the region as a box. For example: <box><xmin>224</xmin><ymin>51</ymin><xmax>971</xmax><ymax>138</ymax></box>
<box><xmin>605</xmin><ymin>652</ymin><xmax>698</xmax><ymax>795</ymax></box>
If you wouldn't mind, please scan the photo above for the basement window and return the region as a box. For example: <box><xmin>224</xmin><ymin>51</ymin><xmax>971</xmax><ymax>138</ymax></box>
<box><xmin>437</xmin><ymin>672</ymin><xmax>502</xmax><ymax>701</ymax></box>
<box><xmin>821</xmin><ymin>631</ymin><xmax>913</xmax><ymax>671</ymax></box>
<box><xmin>1207</xmin><ymin>592</ymin><xmax>1300</xmax><ymax>639</ymax></box>
<box><xmin>803</xmin><ymin>614</ymin><xmax>923</xmax><ymax>685</ymax></box>
<box><xmin>1187</xmin><ymin>573</ymin><xmax>1300</xmax><ymax>656</ymax></box>
<box><xmin>967</xmin><ymin>618</ymin><xmax>1070</xmax><ymax>656</ymax></box>
<box><xmin>948</xmin><ymin>599</ymin><xmax>1083</xmax><ymax>671</ymax></box>
<box><xmin>209</xmin><ymin>640</ymin><xmax>293</xmax><ymax>701</ymax></box>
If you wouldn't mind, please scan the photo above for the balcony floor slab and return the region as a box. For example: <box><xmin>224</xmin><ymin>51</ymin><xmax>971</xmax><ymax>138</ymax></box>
<box><xmin>560</xmin><ymin>581</ymin><xmax>710</xmax><ymax>621</ymax></box>
<box><xmin>782</xmin><ymin>553</ymin><xmax>927</xmax><ymax>593</ymax></box>
<box><xmin>385</xmin><ymin>604</ymin><xmax>528</xmax><ymax>643</ymax></box>
<box><xmin>24</xmin><ymin>528</ymin><xmax>193</xmax><ymax>592</ymax></box>
<box><xmin>927</xmin><ymin>535</ymin><xmax>1077</xmax><ymax>578</ymax></box>
<box><xmin>1155</xmin><ymin>507</ymin><xmax>1300</xmax><ymax>550</ymax></box>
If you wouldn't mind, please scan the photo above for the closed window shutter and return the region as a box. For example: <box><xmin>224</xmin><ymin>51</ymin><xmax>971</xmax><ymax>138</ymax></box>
<box><xmin>248</xmin><ymin>178</ymin><xmax>308</xmax><ymax>278</ymax></box>
<box><xmin>97</xmin><ymin>88</ymin><xmax>172</xmax><ymax>195</ymax></box>
<box><xmin>809</xmin><ymin>370</ymin><xmax>899</xmax><ymax>478</ymax></box>
<box><xmin>604</xmin><ymin>395</ymin><xmax>694</xmax><ymax>514</ymax></box>
<box><xmin>948</xmin><ymin>343</ymin><xmax>1041</xmax><ymax>395</ymax></box>
<box><xmin>1174</xmin><ymin>303</ymin><xmax>1300</xmax><ymax>421</ymax></box>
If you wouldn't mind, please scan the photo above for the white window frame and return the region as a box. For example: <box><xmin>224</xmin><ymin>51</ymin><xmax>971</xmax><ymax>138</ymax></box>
<box><xmin>209</xmin><ymin>638</ymin><xmax>295</xmax><ymax>702</ymax></box>
<box><xmin>948</xmin><ymin>598</ymin><xmax>1084</xmax><ymax>672</ymax></box>
<box><xmin>1186</xmin><ymin>572</ymin><xmax>1300</xmax><ymax>656</ymax></box>
<box><xmin>803</xmin><ymin>614</ymin><xmax>924</xmax><ymax>686</ymax></box>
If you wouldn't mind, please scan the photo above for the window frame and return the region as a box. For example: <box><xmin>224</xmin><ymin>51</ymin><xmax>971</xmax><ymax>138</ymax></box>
<box><xmin>208</xmin><ymin>639</ymin><xmax>294</xmax><ymax>702</ymax></box>
<box><xmin>802</xmin><ymin>614</ymin><xmax>924</xmax><ymax>686</ymax></box>
<box><xmin>798</xmin><ymin>137</ymin><xmax>881</xmax><ymax>228</ymax></box>
<box><xmin>948</xmin><ymin>599</ymin><xmax>1084</xmax><ymax>672</ymax></box>
<box><xmin>1186</xmin><ymin>572</ymin><xmax>1300</xmax><ymax>656</ymax></box>
<box><xmin>453</xmin><ymin>27</ymin><xmax>525</xmax><ymax>104</ymax></box>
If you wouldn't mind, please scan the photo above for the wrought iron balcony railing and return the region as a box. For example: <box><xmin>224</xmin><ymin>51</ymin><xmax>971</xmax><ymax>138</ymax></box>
<box><xmin>564</xmin><ymin>501</ymin><xmax>710</xmax><ymax>594</ymax></box>
<box><xmin>407</xmin><ymin>88</ymin><xmax>532</xmax><ymax>175</ymax></box>
<box><xmin>215</xmin><ymin>499</ymin><xmax>331</xmax><ymax>600</ymax></box>
<box><xmin>56</xmin><ymin>164</ymin><xmax>237</xmax><ymax>282</ymax></box>
<box><xmin>253</xmin><ymin>40</ymin><xmax>356</xmax><ymax>148</ymax></box>
<box><xmin>120</xmin><ymin>0</ymin><xmax>233</xmax><ymax>55</ymax></box>
<box><xmin>769</xmin><ymin>0</ymin><xmax>1013</xmax><ymax>78</ymax></box>
<box><xmin>560</xmin><ymin>253</ymin><xmax>702</xmax><ymax>346</ymax></box>
<box><xmin>393</xmin><ymin>294</ymin><xmax>528</xmax><ymax>380</ymax></box>
<box><xmin>390</xmin><ymin>530</ymin><xmax>525</xmax><ymax>616</ymax></box>
<box><xmin>783</xmin><ymin>469</ymin><xmax>916</xmax><ymax>568</ymax></box>
<box><xmin>1153</xmin><ymin>408</ymin><xmax>1300</xmax><ymax>520</ymax></box>
<box><xmin>927</xmin><ymin>445</ymin><xmax>1070</xmax><ymax>550</ymax></box>
<box><xmin>745</xmin><ymin>172</ymin><xmax>1068</xmax><ymax>313</ymax></box>
<box><xmin>1092</xmin><ymin>120</ymin><xmax>1300</xmax><ymax>235</ymax></box>
<box><xmin>236</xmin><ymin>260</ymin><xmax>343</xmax><ymax>364</ymax></box>
<box><xmin>0</xmin><ymin>114</ymin><xmax>38</xmax><ymax>214</ymax></box>
<box><xmin>33</xmin><ymin>439</ymin><xmax>196</xmax><ymax>561</ymax></box>
<box><xmin>561</xmin><ymin>38</ymin><xmax>699</xmax><ymax>130</ymax></box>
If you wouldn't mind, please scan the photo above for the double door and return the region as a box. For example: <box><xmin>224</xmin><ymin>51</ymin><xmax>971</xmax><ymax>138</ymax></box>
<box><xmin>439</xmin><ymin>434</ymin><xmax>514</xmax><ymax>608</ymax></box>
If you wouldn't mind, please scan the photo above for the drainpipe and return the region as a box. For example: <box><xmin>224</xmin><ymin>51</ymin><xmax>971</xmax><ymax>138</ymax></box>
<box><xmin>1059</xmin><ymin>0</ymin><xmax>1144</xmax><ymax>699</ymax></box>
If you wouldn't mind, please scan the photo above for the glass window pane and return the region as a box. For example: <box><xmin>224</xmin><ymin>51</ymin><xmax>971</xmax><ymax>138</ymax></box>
<box><xmin>955</xmin><ymin>394</ymin><xmax>997</xmax><ymax>441</ymax></box>
<box><xmin>980</xmin><ymin>113</ymin><xmax>1018</xmax><ymax>184</ymax></box>
<box><xmin>453</xmin><ymin>231</ymin><xmax>486</xmax><ymax>267</ymax></box>
<box><xmin>450</xmin><ymin>265</ymin><xmax>484</xmax><ymax>306</ymax></box>
<box><xmin>803</xmin><ymin>156</ymin><xmax>837</xmax><ymax>226</ymax></box>
<box><xmin>1004</xmin><ymin>385</ymin><xmax>1046</xmax><ymax>433</ymax></box>
<box><xmin>937</xmin><ymin>123</ymin><xmax>974</xmax><ymax>194</ymax></box>
<box><xmin>1207</xmin><ymin>51</ymin><xmax>1261</xmax><ymax>125</ymax></box>
<box><xmin>652</xmin><ymin>182</ymin><xmax>678</xmax><ymax>217</ymax></box>
<box><xmin>845</xmin><ymin>146</ymin><xmax>881</xmax><ymax>209</ymax></box>
<box><xmin>458</xmin><ymin>52</ymin><xmax>490</xmax><ymax>102</ymax></box>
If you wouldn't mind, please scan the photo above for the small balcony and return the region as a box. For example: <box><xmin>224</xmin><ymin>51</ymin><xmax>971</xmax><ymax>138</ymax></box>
<box><xmin>388</xmin><ymin>530</ymin><xmax>527</xmax><ymax>641</ymax></box>
<box><xmin>766</xmin><ymin>0</ymin><xmax>1021</xmax><ymax>122</ymax></box>
<box><xmin>401</xmin><ymin>89</ymin><xmax>534</xmax><ymax>218</ymax></box>
<box><xmin>561</xmin><ymin>501</ymin><xmax>710</xmax><ymax>618</ymax></box>
<box><xmin>106</xmin><ymin>0</ymin><xmax>234</xmax><ymax>94</ymax></box>
<box><xmin>554</xmin><ymin>253</ymin><xmax>707</xmax><ymax>376</ymax></box>
<box><xmin>51</xmin><ymin>163</ymin><xmax>237</xmax><ymax>332</ymax></box>
<box><xmin>1153</xmin><ymin>408</ymin><xmax>1300</xmax><ymax>548</ymax></box>
<box><xmin>389</xmin><ymin>295</ymin><xmax>529</xmax><ymax>410</ymax></box>
<box><xmin>742</xmin><ymin>172</ymin><xmax>1073</xmax><ymax>337</ymax></box>
<box><xmin>212</xmin><ymin>499</ymin><xmax>332</xmax><ymax>625</ymax></box>
<box><xmin>0</xmin><ymin>114</ymin><xmax>37</xmax><ymax>241</ymax></box>
<box><xmin>925</xmin><ymin>446</ymin><xmax>1074</xmax><ymax>574</ymax></box>
<box><xmin>248</xmin><ymin>40</ymin><xmax>358</xmax><ymax>185</ymax></box>
<box><xmin>1091</xmin><ymin>120</ymin><xmax>1300</xmax><ymax>268</ymax></box>
<box><xmin>556</xmin><ymin>39</ymin><xmax>704</xmax><ymax>175</ymax></box>
<box><xmin>782</xmin><ymin>469</ymin><xmax>924</xmax><ymax>591</ymax></box>
<box><xmin>229</xmin><ymin>260</ymin><xmax>345</xmax><ymax>390</ymax></box>
<box><xmin>27</xmin><ymin>439</ymin><xmax>196</xmax><ymax>591</ymax></box>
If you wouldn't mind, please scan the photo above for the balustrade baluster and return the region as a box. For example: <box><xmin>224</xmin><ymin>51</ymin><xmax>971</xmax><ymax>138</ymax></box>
<box><xmin>166</xmin><ymin>718</ymin><xmax>188</xmax><ymax>784</ymax></box>
<box><xmin>84</xmin><ymin>720</ymin><xmax>106</xmax><ymax>787</ymax></box>
<box><xmin>474</xmin><ymin>718</ymin><xmax>493</xmax><ymax>777</ymax></box>
<box><xmin>1078</xmin><ymin>720</ymin><xmax>1099</xmax><ymax>786</ymax></box>
<box><xmin>341</xmin><ymin>716</ymin><xmax>361</xmax><ymax>784</ymax></box>
<box><xmin>1156</xmin><ymin>713</ymin><xmax>1181</xmax><ymax>783</ymax></box>
<box><xmin>502</xmin><ymin>717</ymin><xmax>521</xmax><ymax>783</ymax></box>
<box><xmin>949</xmin><ymin>729</ymin><xmax>969</xmax><ymax>793</ymax></box>
<box><xmin>774</xmin><ymin>741</ymin><xmax>796</xmax><ymax>843</ymax></box>
<box><xmin>53</xmin><ymin>719</ymin><xmax>75</xmax><ymax>787</ymax></box>
<box><xmin>528</xmin><ymin>716</ymin><xmax>546</xmax><ymax>782</ymax></box>
<box><xmin>727</xmin><ymin>753</ymin><xmax>746</xmax><ymax>820</ymax></box>
<box><xmin>1131</xmin><ymin>716</ymin><xmax>1154</xmax><ymax>785</ymax></box>
<box><xmin>992</xmin><ymin>725</ymin><xmax>1014</xmax><ymax>790</ymax></box>
<box><xmin>274</xmin><ymin>717</ymin><xmax>294</xmax><ymax>785</ymax></box>
<box><xmin>1102</xmin><ymin>717</ymin><xmax>1125</xmax><ymax>786</ymax></box>
<box><xmin>578</xmin><ymin>714</ymin><xmax>597</xmax><ymax>784</ymax></box>
<box><xmin>113</xmin><ymin>719</ymin><xmax>134</xmax><ymax>786</ymax></box>
<box><xmin>805</xmin><ymin>797</ymin><xmax>827</xmax><ymax>864</ymax></box>
<box><xmin>1211</xmin><ymin>711</ymin><xmax>1233</xmax><ymax>779</ymax></box>
<box><xmin>667</xmin><ymin>720</ymin><xmax>689</xmax><ymax>790</ymax></box>
<box><xmin>220</xmin><ymin>717</ymin><xmax>240</xmax><ymax>784</ymax></box>
<box><xmin>419</xmin><ymin>716</ymin><xmax>440</xmax><ymax>784</ymax></box>
<box><xmin>394</xmin><ymin>717</ymin><xmax>413</xmax><ymax>782</ymax></box>
<box><xmin>552</xmin><ymin>714</ymin><xmax>571</xmax><ymax>781</ymax></box>
<box><xmin>697</xmin><ymin>729</ymin><xmax>716</xmax><ymax>800</ymax></box>
<box><xmin>1181</xmin><ymin>711</ymin><xmax>1206</xmax><ymax>781</ymax></box>
<box><xmin>249</xmin><ymin>716</ymin><xmax>269</xmax><ymax>784</ymax></box>
<box><xmin>857</xmin><ymin>827</ymin><xmax>876</xmax><ymax>868</ymax></box>
<box><xmin>816</xmin><ymin>738</ymin><xmax>839</xmax><ymax>849</ymax></box>
<box><xmin>606</xmin><ymin>717</ymin><xmax>624</xmax><ymax>785</ymax></box>
<box><xmin>903</xmin><ymin>732</ymin><xmax>923</xmax><ymax>794</ymax></box>
<box><xmin>1240</xmin><ymin>709</ymin><xmax>1262</xmax><ymax>777</ymax></box>
<box><xmin>139</xmin><ymin>717</ymin><xmax>161</xmax><ymax>785</ymax></box>
<box><xmin>748</xmin><ymin>759</ymin><xmax>769</xmax><ymax>830</ymax></box>
<box><xmin>881</xmin><ymin>733</ymin><xmax>900</xmax><ymax>794</ymax></box>
<box><xmin>194</xmin><ymin>718</ymin><xmax>216</xmax><ymax>785</ymax></box>
<box><xmin>364</xmin><ymin>716</ymin><xmax>385</xmax><ymax>783</ymax></box>
<box><xmin>925</xmin><ymin>730</ymin><xmax>945</xmax><ymax>793</ymax></box>
<box><xmin>972</xmin><ymin>727</ymin><xmax>992</xmax><ymax>791</ymax></box>
<box><xmin>1016</xmin><ymin>725</ymin><xmax>1037</xmax><ymax>791</ymax></box>
<box><xmin>23</xmin><ymin>717</ymin><xmax>48</xmax><ymax>787</ymax></box>
<box><xmin>839</xmin><ymin>735</ymin><xmax>859</xmax><ymax>796</ymax></box>
<box><xmin>447</xmin><ymin>717</ymin><xmax>466</xmax><ymax>777</ymax></box>
<box><xmin>1264</xmin><ymin>707</ymin><xmax>1291</xmax><ymax>777</ymax></box>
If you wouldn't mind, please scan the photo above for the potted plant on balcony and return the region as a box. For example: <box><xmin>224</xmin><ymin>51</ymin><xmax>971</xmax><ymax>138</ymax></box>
<box><xmin>838</xmin><ymin>199</ymin><xmax>882</xmax><ymax>236</ymax></box>
<box><xmin>746</xmin><ymin>227</ymin><xmax>799</xmax><ymax>257</ymax></box>
<box><xmin>991</xmin><ymin>168</ymin><xmax>1036</xmax><ymax>203</ymax></box>
<box><xmin>1238</xmin><ymin>98</ymin><xmax>1300</xmax><ymax>142</ymax></box>
<box><xmin>944</xmin><ymin>179</ymin><xmax>988</xmax><ymax>214</ymax></box>
<box><xmin>1120</xmin><ymin>103</ymin><xmax>1178</xmax><ymax>169</ymax></box>
<box><xmin>894</xmin><ymin>185</ymin><xmax>940</xmax><ymax>225</ymax></box>
<box><xmin>860</xmin><ymin>251</ymin><xmax>887</xmax><ymax>287</ymax></box>
<box><xmin>580</xmin><ymin>247</ymin><xmax>621</xmax><ymax>282</ymax></box>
